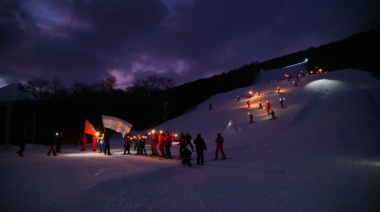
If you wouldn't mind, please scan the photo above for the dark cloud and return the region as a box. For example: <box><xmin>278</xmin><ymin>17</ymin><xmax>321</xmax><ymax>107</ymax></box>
<box><xmin>1</xmin><ymin>0</ymin><xmax>379</xmax><ymax>88</ymax></box>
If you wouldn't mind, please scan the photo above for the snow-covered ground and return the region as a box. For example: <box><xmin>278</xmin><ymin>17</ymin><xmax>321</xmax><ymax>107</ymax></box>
<box><xmin>1</xmin><ymin>68</ymin><xmax>380</xmax><ymax>211</ymax></box>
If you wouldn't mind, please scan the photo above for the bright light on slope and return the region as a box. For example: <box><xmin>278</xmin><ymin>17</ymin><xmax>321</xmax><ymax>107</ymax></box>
<box><xmin>304</xmin><ymin>79</ymin><xmax>342</xmax><ymax>93</ymax></box>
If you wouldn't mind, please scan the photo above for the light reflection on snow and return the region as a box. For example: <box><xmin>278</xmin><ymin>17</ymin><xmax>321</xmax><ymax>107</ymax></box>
<box><xmin>304</xmin><ymin>79</ymin><xmax>342</xmax><ymax>93</ymax></box>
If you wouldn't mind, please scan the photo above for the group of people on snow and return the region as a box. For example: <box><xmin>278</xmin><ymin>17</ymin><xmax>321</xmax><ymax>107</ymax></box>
<box><xmin>16</xmin><ymin>129</ymin><xmax>227</xmax><ymax>168</ymax></box>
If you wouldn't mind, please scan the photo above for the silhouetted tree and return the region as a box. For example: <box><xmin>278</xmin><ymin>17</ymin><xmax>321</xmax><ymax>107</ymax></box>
<box><xmin>17</xmin><ymin>78</ymin><xmax>50</xmax><ymax>100</ymax></box>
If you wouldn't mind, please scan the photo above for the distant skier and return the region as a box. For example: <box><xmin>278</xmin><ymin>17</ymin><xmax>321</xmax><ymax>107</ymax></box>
<box><xmin>265</xmin><ymin>106</ymin><xmax>270</xmax><ymax>115</ymax></box>
<box><xmin>280</xmin><ymin>98</ymin><xmax>285</xmax><ymax>108</ymax></box>
<box><xmin>193</xmin><ymin>134</ymin><xmax>207</xmax><ymax>165</ymax></box>
<box><xmin>270</xmin><ymin>110</ymin><xmax>276</xmax><ymax>119</ymax></box>
<box><xmin>277</xmin><ymin>87</ymin><xmax>280</xmax><ymax>93</ymax></box>
<box><xmin>214</xmin><ymin>133</ymin><xmax>227</xmax><ymax>160</ymax></box>
<box><xmin>258</xmin><ymin>101</ymin><xmax>263</xmax><ymax>109</ymax></box>
<box><xmin>237</xmin><ymin>95</ymin><xmax>240</xmax><ymax>102</ymax></box>
<box><xmin>266</xmin><ymin>100</ymin><xmax>271</xmax><ymax>109</ymax></box>
<box><xmin>247</xmin><ymin>100</ymin><xmax>250</xmax><ymax>108</ymax></box>
<box><xmin>257</xmin><ymin>91</ymin><xmax>260</xmax><ymax>96</ymax></box>
<box><xmin>248</xmin><ymin>113</ymin><xmax>254</xmax><ymax>123</ymax></box>
<box><xmin>293</xmin><ymin>81</ymin><xmax>298</xmax><ymax>87</ymax></box>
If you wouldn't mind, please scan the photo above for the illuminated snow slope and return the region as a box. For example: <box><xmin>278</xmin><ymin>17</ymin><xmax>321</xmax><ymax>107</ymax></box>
<box><xmin>1</xmin><ymin>69</ymin><xmax>380</xmax><ymax>211</ymax></box>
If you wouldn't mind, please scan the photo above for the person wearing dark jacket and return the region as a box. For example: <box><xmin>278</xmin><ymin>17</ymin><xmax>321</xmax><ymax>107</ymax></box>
<box><xmin>178</xmin><ymin>132</ymin><xmax>194</xmax><ymax>159</ymax></box>
<box><xmin>181</xmin><ymin>147</ymin><xmax>192</xmax><ymax>167</ymax></box>
<box><xmin>104</xmin><ymin>132</ymin><xmax>111</xmax><ymax>155</ymax></box>
<box><xmin>123</xmin><ymin>134</ymin><xmax>132</xmax><ymax>155</ymax></box>
<box><xmin>47</xmin><ymin>132</ymin><xmax>57</xmax><ymax>156</ymax></box>
<box><xmin>193</xmin><ymin>134</ymin><xmax>207</xmax><ymax>165</ymax></box>
<box><xmin>17</xmin><ymin>132</ymin><xmax>27</xmax><ymax>157</ymax></box>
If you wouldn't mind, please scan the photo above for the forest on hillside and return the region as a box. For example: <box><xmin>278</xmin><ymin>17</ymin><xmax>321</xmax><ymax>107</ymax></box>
<box><xmin>1</xmin><ymin>27</ymin><xmax>379</xmax><ymax>145</ymax></box>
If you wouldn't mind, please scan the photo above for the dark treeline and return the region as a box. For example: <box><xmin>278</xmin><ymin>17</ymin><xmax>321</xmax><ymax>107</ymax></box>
<box><xmin>1</xmin><ymin>27</ymin><xmax>379</xmax><ymax>145</ymax></box>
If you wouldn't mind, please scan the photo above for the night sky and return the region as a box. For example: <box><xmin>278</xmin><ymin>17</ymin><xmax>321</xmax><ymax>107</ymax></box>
<box><xmin>1</xmin><ymin>0</ymin><xmax>379</xmax><ymax>87</ymax></box>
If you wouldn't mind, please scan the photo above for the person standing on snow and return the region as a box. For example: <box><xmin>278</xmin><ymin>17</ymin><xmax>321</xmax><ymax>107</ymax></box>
<box><xmin>80</xmin><ymin>134</ymin><xmax>87</xmax><ymax>151</ymax></box>
<box><xmin>92</xmin><ymin>134</ymin><xmax>97</xmax><ymax>151</ymax></box>
<box><xmin>178</xmin><ymin>132</ymin><xmax>194</xmax><ymax>159</ymax></box>
<box><xmin>158</xmin><ymin>131</ymin><xmax>166</xmax><ymax>158</ymax></box>
<box><xmin>123</xmin><ymin>133</ymin><xmax>132</xmax><ymax>155</ymax></box>
<box><xmin>47</xmin><ymin>131</ymin><xmax>57</xmax><ymax>156</ymax></box>
<box><xmin>214</xmin><ymin>133</ymin><xmax>227</xmax><ymax>159</ymax></box>
<box><xmin>247</xmin><ymin>100</ymin><xmax>250</xmax><ymax>108</ymax></box>
<box><xmin>103</xmin><ymin>132</ymin><xmax>111</xmax><ymax>155</ymax></box>
<box><xmin>266</xmin><ymin>100</ymin><xmax>271</xmax><ymax>109</ymax></box>
<box><xmin>150</xmin><ymin>130</ymin><xmax>159</xmax><ymax>156</ymax></box>
<box><xmin>163</xmin><ymin>131</ymin><xmax>172</xmax><ymax>158</ymax></box>
<box><xmin>193</xmin><ymin>134</ymin><xmax>207</xmax><ymax>165</ymax></box>
<box><xmin>141</xmin><ymin>135</ymin><xmax>148</xmax><ymax>155</ymax></box>
<box><xmin>98</xmin><ymin>133</ymin><xmax>104</xmax><ymax>153</ymax></box>
<box><xmin>17</xmin><ymin>132</ymin><xmax>27</xmax><ymax>157</ymax></box>
<box><xmin>56</xmin><ymin>132</ymin><xmax>63</xmax><ymax>152</ymax></box>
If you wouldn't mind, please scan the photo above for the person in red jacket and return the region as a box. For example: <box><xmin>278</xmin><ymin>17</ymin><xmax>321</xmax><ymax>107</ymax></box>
<box><xmin>158</xmin><ymin>131</ymin><xmax>166</xmax><ymax>158</ymax></box>
<box><xmin>163</xmin><ymin>131</ymin><xmax>172</xmax><ymax>158</ymax></box>
<box><xmin>80</xmin><ymin>134</ymin><xmax>87</xmax><ymax>151</ymax></box>
<box><xmin>214</xmin><ymin>133</ymin><xmax>227</xmax><ymax>159</ymax></box>
<box><xmin>265</xmin><ymin>106</ymin><xmax>270</xmax><ymax>115</ymax></box>
<box><xmin>92</xmin><ymin>134</ymin><xmax>98</xmax><ymax>151</ymax></box>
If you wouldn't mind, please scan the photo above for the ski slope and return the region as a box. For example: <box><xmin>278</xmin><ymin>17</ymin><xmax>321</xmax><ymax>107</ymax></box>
<box><xmin>1</xmin><ymin>68</ymin><xmax>380</xmax><ymax>211</ymax></box>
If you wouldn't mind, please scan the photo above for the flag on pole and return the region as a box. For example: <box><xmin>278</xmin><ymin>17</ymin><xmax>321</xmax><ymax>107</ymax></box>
<box><xmin>84</xmin><ymin>119</ymin><xmax>97</xmax><ymax>136</ymax></box>
<box><xmin>101</xmin><ymin>115</ymin><xmax>133</xmax><ymax>137</ymax></box>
